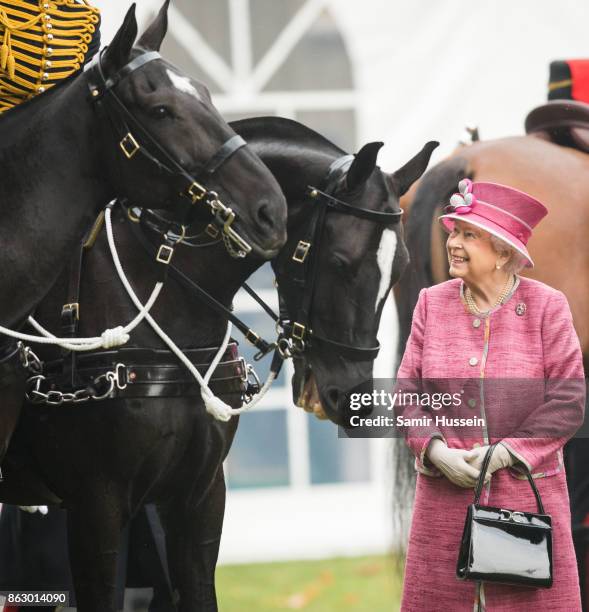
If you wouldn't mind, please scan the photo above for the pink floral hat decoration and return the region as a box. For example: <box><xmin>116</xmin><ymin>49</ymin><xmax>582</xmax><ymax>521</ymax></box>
<box><xmin>438</xmin><ymin>178</ymin><xmax>548</xmax><ymax>267</ymax></box>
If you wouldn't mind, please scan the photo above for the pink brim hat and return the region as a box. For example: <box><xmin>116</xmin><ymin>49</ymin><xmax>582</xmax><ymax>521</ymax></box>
<box><xmin>437</xmin><ymin>179</ymin><xmax>548</xmax><ymax>269</ymax></box>
<box><xmin>439</xmin><ymin>213</ymin><xmax>534</xmax><ymax>267</ymax></box>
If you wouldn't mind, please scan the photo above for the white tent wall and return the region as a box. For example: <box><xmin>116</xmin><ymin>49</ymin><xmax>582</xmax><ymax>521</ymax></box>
<box><xmin>328</xmin><ymin>0</ymin><xmax>589</xmax><ymax>170</ymax></box>
<box><xmin>91</xmin><ymin>0</ymin><xmax>589</xmax><ymax>564</ymax></box>
<box><xmin>98</xmin><ymin>1</ymin><xmax>589</xmax><ymax>166</ymax></box>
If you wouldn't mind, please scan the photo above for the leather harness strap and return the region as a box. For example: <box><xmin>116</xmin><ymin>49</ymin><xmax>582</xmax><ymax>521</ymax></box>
<box><xmin>60</xmin><ymin>238</ymin><xmax>86</xmax><ymax>389</ymax></box>
<box><xmin>102</xmin><ymin>50</ymin><xmax>160</xmax><ymax>91</ymax></box>
<box><xmin>41</xmin><ymin>344</ymin><xmax>247</xmax><ymax>400</ymax></box>
<box><xmin>201</xmin><ymin>134</ymin><xmax>247</xmax><ymax>175</ymax></box>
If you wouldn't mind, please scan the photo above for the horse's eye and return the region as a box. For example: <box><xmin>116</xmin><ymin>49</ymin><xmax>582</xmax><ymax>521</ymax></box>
<box><xmin>152</xmin><ymin>105</ymin><xmax>172</xmax><ymax>119</ymax></box>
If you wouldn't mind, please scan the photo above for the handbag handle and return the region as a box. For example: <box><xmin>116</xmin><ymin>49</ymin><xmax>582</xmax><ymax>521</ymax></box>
<box><xmin>473</xmin><ymin>443</ymin><xmax>546</xmax><ymax>514</ymax></box>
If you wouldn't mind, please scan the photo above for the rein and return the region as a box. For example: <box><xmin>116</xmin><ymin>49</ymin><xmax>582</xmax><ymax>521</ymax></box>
<box><xmin>86</xmin><ymin>48</ymin><xmax>252</xmax><ymax>258</ymax></box>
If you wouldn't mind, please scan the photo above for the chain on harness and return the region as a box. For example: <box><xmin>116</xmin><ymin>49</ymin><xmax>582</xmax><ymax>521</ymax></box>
<box><xmin>24</xmin><ymin>344</ymin><xmax>127</xmax><ymax>405</ymax></box>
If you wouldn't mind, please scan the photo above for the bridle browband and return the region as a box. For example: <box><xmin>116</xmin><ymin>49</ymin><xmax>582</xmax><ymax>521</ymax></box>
<box><xmin>85</xmin><ymin>47</ymin><xmax>252</xmax><ymax>258</ymax></box>
<box><xmin>277</xmin><ymin>154</ymin><xmax>403</xmax><ymax>361</ymax></box>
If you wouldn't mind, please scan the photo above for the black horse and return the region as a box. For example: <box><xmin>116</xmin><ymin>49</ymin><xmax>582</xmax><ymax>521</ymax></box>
<box><xmin>0</xmin><ymin>117</ymin><xmax>434</xmax><ymax>611</ymax></box>
<box><xmin>255</xmin><ymin>119</ymin><xmax>437</xmax><ymax>424</ymax></box>
<box><xmin>0</xmin><ymin>1</ymin><xmax>284</xmax><ymax>329</ymax></box>
<box><xmin>0</xmin><ymin>2</ymin><xmax>287</xmax><ymax>467</ymax></box>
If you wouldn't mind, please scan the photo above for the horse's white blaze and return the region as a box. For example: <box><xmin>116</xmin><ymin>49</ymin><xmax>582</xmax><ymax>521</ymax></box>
<box><xmin>375</xmin><ymin>228</ymin><xmax>397</xmax><ymax>312</ymax></box>
<box><xmin>166</xmin><ymin>69</ymin><xmax>202</xmax><ymax>101</ymax></box>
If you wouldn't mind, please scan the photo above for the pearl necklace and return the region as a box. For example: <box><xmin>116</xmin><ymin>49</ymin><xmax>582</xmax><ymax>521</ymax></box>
<box><xmin>464</xmin><ymin>275</ymin><xmax>515</xmax><ymax>315</ymax></box>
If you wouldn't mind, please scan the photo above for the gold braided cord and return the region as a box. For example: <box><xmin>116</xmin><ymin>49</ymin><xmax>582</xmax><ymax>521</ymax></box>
<box><xmin>0</xmin><ymin>7</ymin><xmax>41</xmax><ymax>24</ymax></box>
<box><xmin>10</xmin><ymin>46</ymin><xmax>85</xmax><ymax>68</ymax></box>
<box><xmin>1</xmin><ymin>78</ymin><xmax>23</xmax><ymax>92</ymax></box>
<box><xmin>10</xmin><ymin>36</ymin><xmax>87</xmax><ymax>58</ymax></box>
<box><xmin>0</xmin><ymin>0</ymin><xmax>99</xmax><ymax>113</ymax></box>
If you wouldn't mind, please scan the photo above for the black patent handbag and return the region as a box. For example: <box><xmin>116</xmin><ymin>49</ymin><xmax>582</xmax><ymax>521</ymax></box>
<box><xmin>456</xmin><ymin>443</ymin><xmax>553</xmax><ymax>588</ymax></box>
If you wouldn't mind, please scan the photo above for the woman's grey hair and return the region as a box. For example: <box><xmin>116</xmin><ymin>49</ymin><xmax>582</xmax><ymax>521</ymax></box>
<box><xmin>489</xmin><ymin>234</ymin><xmax>527</xmax><ymax>274</ymax></box>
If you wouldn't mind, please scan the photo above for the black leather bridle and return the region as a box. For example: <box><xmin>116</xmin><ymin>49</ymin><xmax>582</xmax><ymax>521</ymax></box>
<box><xmin>85</xmin><ymin>48</ymin><xmax>252</xmax><ymax>257</ymax></box>
<box><xmin>276</xmin><ymin>154</ymin><xmax>404</xmax><ymax>361</ymax></box>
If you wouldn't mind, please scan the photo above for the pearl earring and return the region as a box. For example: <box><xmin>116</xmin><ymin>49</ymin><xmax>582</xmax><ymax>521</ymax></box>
<box><xmin>496</xmin><ymin>264</ymin><xmax>501</xmax><ymax>270</ymax></box>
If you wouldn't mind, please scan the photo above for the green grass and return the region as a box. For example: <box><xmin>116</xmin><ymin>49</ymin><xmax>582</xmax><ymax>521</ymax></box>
<box><xmin>216</xmin><ymin>555</ymin><xmax>404</xmax><ymax>611</ymax></box>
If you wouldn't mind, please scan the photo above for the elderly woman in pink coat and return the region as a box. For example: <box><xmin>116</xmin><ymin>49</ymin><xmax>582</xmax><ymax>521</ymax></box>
<box><xmin>397</xmin><ymin>179</ymin><xmax>586</xmax><ymax>611</ymax></box>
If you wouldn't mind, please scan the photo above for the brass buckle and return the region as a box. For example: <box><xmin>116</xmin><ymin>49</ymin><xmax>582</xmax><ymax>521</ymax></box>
<box><xmin>292</xmin><ymin>240</ymin><xmax>311</xmax><ymax>263</ymax></box>
<box><xmin>127</xmin><ymin>206</ymin><xmax>141</xmax><ymax>223</ymax></box>
<box><xmin>292</xmin><ymin>322</ymin><xmax>306</xmax><ymax>341</ymax></box>
<box><xmin>188</xmin><ymin>181</ymin><xmax>207</xmax><ymax>202</ymax></box>
<box><xmin>62</xmin><ymin>302</ymin><xmax>80</xmax><ymax>320</ymax></box>
<box><xmin>120</xmin><ymin>133</ymin><xmax>140</xmax><ymax>159</ymax></box>
<box><xmin>246</xmin><ymin>329</ymin><xmax>260</xmax><ymax>346</ymax></box>
<box><xmin>205</xmin><ymin>224</ymin><xmax>219</xmax><ymax>239</ymax></box>
<box><xmin>156</xmin><ymin>244</ymin><xmax>174</xmax><ymax>264</ymax></box>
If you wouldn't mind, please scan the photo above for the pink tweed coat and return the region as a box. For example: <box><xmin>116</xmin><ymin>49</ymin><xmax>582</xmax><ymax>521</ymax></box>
<box><xmin>397</xmin><ymin>276</ymin><xmax>586</xmax><ymax>611</ymax></box>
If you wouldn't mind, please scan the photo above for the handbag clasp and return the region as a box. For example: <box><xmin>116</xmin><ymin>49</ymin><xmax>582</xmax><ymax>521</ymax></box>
<box><xmin>512</xmin><ymin>511</ymin><xmax>526</xmax><ymax>523</ymax></box>
<box><xmin>500</xmin><ymin>509</ymin><xmax>526</xmax><ymax>523</ymax></box>
<box><xmin>499</xmin><ymin>509</ymin><xmax>512</xmax><ymax>521</ymax></box>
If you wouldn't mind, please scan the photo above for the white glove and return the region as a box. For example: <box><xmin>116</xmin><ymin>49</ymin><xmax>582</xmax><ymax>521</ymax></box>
<box><xmin>467</xmin><ymin>443</ymin><xmax>515</xmax><ymax>482</ymax></box>
<box><xmin>426</xmin><ymin>439</ymin><xmax>481</xmax><ymax>488</ymax></box>
<box><xmin>18</xmin><ymin>505</ymin><xmax>48</xmax><ymax>515</ymax></box>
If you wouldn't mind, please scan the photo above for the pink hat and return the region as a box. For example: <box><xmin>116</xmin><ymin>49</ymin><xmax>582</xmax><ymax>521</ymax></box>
<box><xmin>438</xmin><ymin>179</ymin><xmax>548</xmax><ymax>268</ymax></box>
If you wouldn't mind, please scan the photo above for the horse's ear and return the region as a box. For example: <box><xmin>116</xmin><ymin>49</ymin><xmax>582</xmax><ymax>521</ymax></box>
<box><xmin>346</xmin><ymin>142</ymin><xmax>384</xmax><ymax>191</ymax></box>
<box><xmin>102</xmin><ymin>4</ymin><xmax>138</xmax><ymax>74</ymax></box>
<box><xmin>391</xmin><ymin>141</ymin><xmax>439</xmax><ymax>196</ymax></box>
<box><xmin>137</xmin><ymin>0</ymin><xmax>170</xmax><ymax>52</ymax></box>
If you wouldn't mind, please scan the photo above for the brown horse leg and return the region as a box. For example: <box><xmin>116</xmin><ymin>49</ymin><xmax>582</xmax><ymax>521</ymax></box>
<box><xmin>66</xmin><ymin>488</ymin><xmax>125</xmax><ymax>612</ymax></box>
<box><xmin>162</xmin><ymin>469</ymin><xmax>226</xmax><ymax>612</ymax></box>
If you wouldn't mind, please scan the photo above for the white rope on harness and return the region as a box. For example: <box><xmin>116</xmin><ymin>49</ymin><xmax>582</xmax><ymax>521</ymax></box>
<box><xmin>103</xmin><ymin>205</ymin><xmax>278</xmax><ymax>421</ymax></box>
<box><xmin>0</xmin><ymin>318</ymin><xmax>134</xmax><ymax>349</ymax></box>
<box><xmin>27</xmin><ymin>281</ymin><xmax>162</xmax><ymax>351</ymax></box>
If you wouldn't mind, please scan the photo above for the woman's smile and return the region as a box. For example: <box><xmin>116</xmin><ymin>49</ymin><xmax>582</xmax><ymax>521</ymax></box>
<box><xmin>450</xmin><ymin>253</ymin><xmax>469</xmax><ymax>265</ymax></box>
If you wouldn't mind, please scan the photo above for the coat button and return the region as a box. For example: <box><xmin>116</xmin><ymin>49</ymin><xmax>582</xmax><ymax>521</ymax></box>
<box><xmin>469</xmin><ymin>357</ymin><xmax>478</xmax><ymax>366</ymax></box>
<box><xmin>472</xmin><ymin>318</ymin><xmax>481</xmax><ymax>328</ymax></box>
<box><xmin>468</xmin><ymin>398</ymin><xmax>477</xmax><ymax>408</ymax></box>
